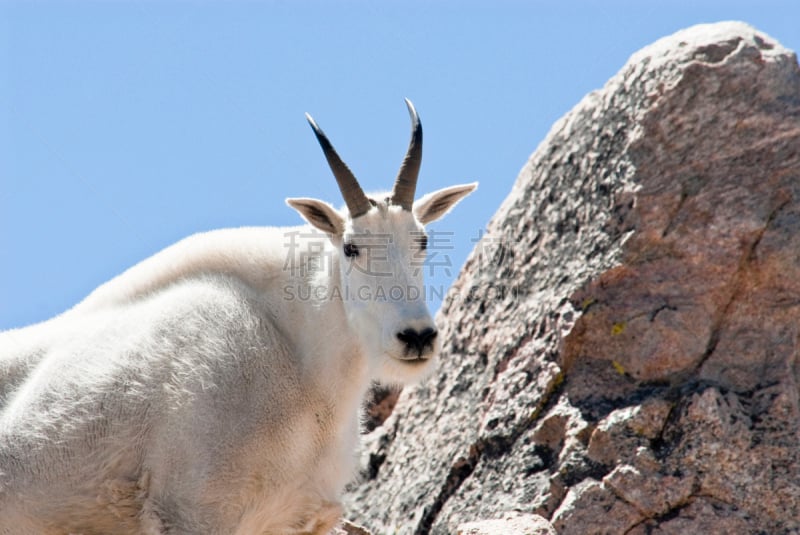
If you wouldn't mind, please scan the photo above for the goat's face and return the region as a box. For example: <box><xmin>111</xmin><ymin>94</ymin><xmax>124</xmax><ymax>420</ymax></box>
<box><xmin>287</xmin><ymin>100</ymin><xmax>476</xmax><ymax>383</ymax></box>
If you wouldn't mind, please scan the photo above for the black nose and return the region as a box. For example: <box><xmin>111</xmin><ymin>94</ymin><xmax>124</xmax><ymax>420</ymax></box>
<box><xmin>396</xmin><ymin>327</ymin><xmax>438</xmax><ymax>357</ymax></box>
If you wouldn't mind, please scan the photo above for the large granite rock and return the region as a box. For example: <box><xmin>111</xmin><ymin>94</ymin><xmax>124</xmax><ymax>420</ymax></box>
<box><xmin>343</xmin><ymin>21</ymin><xmax>800</xmax><ymax>534</ymax></box>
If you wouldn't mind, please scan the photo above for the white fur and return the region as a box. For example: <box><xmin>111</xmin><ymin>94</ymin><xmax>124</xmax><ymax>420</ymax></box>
<box><xmin>0</xmin><ymin>181</ymin><xmax>475</xmax><ymax>533</ymax></box>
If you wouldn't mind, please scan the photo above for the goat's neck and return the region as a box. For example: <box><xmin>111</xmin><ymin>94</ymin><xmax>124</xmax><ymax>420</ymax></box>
<box><xmin>276</xmin><ymin>231</ymin><xmax>368</xmax><ymax>387</ymax></box>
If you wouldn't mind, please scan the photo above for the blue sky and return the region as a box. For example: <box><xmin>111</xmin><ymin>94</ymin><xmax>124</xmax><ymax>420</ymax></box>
<box><xmin>2</xmin><ymin>1</ymin><xmax>799</xmax><ymax>330</ymax></box>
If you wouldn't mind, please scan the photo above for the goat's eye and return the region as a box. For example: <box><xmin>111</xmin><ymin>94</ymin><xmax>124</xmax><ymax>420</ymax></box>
<box><xmin>343</xmin><ymin>243</ymin><xmax>359</xmax><ymax>258</ymax></box>
<box><xmin>418</xmin><ymin>235</ymin><xmax>428</xmax><ymax>251</ymax></box>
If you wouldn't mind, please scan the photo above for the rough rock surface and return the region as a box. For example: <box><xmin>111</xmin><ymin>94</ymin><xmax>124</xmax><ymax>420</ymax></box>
<box><xmin>343</xmin><ymin>22</ymin><xmax>800</xmax><ymax>534</ymax></box>
<box><xmin>457</xmin><ymin>513</ymin><xmax>555</xmax><ymax>535</ymax></box>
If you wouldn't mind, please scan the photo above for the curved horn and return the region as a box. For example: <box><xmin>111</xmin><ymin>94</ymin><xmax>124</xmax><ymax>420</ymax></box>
<box><xmin>390</xmin><ymin>98</ymin><xmax>423</xmax><ymax>211</ymax></box>
<box><xmin>305</xmin><ymin>113</ymin><xmax>372</xmax><ymax>218</ymax></box>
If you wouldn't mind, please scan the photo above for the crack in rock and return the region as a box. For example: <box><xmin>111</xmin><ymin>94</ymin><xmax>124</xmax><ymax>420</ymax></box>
<box><xmin>693</xmin><ymin>197</ymin><xmax>792</xmax><ymax>374</ymax></box>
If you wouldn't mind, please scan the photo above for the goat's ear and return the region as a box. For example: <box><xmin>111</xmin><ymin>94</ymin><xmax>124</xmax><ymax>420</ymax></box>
<box><xmin>413</xmin><ymin>182</ymin><xmax>478</xmax><ymax>225</ymax></box>
<box><xmin>286</xmin><ymin>198</ymin><xmax>345</xmax><ymax>235</ymax></box>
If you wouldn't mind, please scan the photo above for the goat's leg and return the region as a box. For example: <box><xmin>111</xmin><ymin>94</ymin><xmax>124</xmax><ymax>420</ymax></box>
<box><xmin>300</xmin><ymin>500</ymin><xmax>342</xmax><ymax>535</ymax></box>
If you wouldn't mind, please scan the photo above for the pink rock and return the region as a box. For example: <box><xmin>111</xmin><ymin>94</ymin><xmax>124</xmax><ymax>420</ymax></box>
<box><xmin>347</xmin><ymin>21</ymin><xmax>800</xmax><ymax>534</ymax></box>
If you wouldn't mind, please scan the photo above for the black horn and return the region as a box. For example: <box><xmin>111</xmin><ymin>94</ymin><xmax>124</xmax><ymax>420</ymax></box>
<box><xmin>305</xmin><ymin>113</ymin><xmax>372</xmax><ymax>218</ymax></box>
<box><xmin>390</xmin><ymin>99</ymin><xmax>422</xmax><ymax>211</ymax></box>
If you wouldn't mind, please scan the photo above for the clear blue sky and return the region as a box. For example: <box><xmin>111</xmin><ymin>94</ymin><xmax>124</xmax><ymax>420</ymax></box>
<box><xmin>2</xmin><ymin>1</ymin><xmax>799</xmax><ymax>330</ymax></box>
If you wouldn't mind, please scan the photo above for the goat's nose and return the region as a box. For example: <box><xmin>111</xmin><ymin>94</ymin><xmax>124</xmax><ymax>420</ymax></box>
<box><xmin>396</xmin><ymin>327</ymin><xmax>438</xmax><ymax>357</ymax></box>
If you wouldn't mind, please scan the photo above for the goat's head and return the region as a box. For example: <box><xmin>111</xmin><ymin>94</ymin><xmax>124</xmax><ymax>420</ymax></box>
<box><xmin>287</xmin><ymin>100</ymin><xmax>476</xmax><ymax>383</ymax></box>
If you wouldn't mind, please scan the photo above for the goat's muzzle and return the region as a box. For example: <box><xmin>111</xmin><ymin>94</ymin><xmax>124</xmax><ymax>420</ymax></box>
<box><xmin>396</xmin><ymin>327</ymin><xmax>437</xmax><ymax>359</ymax></box>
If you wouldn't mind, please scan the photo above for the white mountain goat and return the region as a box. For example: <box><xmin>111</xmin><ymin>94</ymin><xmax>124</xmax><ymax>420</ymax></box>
<box><xmin>0</xmin><ymin>100</ymin><xmax>476</xmax><ymax>534</ymax></box>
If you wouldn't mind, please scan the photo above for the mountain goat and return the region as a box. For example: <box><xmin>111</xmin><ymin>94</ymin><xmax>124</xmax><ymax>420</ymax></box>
<box><xmin>0</xmin><ymin>100</ymin><xmax>476</xmax><ymax>534</ymax></box>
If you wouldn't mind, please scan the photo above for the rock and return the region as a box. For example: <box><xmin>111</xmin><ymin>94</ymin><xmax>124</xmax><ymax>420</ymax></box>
<box><xmin>361</xmin><ymin>384</ymin><xmax>402</xmax><ymax>432</ymax></box>
<box><xmin>457</xmin><ymin>513</ymin><xmax>555</xmax><ymax>535</ymax></box>
<box><xmin>333</xmin><ymin>519</ymin><xmax>373</xmax><ymax>535</ymax></box>
<box><xmin>551</xmin><ymin>479</ymin><xmax>643</xmax><ymax>535</ymax></box>
<box><xmin>344</xmin><ymin>21</ymin><xmax>800</xmax><ymax>534</ymax></box>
